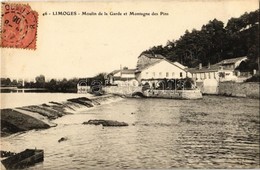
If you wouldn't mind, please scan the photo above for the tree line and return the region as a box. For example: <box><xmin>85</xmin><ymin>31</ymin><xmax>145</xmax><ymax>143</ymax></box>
<box><xmin>0</xmin><ymin>73</ymin><xmax>109</xmax><ymax>92</ymax></box>
<box><xmin>0</xmin><ymin>78</ymin><xmax>20</xmax><ymax>87</ymax></box>
<box><xmin>1</xmin><ymin>75</ymin><xmax>79</xmax><ymax>92</ymax></box>
<box><xmin>143</xmin><ymin>9</ymin><xmax>259</xmax><ymax>71</ymax></box>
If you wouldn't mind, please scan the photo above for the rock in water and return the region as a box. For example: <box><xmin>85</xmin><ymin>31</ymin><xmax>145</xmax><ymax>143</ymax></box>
<box><xmin>58</xmin><ymin>137</ymin><xmax>68</xmax><ymax>143</ymax></box>
<box><xmin>83</xmin><ymin>119</ymin><xmax>128</xmax><ymax>127</ymax></box>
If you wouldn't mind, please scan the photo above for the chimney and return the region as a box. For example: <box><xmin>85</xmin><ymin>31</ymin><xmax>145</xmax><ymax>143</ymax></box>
<box><xmin>208</xmin><ymin>62</ymin><xmax>210</xmax><ymax>69</ymax></box>
<box><xmin>199</xmin><ymin>63</ymin><xmax>202</xmax><ymax>70</ymax></box>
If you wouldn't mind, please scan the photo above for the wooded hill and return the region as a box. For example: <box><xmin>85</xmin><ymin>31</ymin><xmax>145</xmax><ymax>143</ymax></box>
<box><xmin>143</xmin><ymin>10</ymin><xmax>259</xmax><ymax>71</ymax></box>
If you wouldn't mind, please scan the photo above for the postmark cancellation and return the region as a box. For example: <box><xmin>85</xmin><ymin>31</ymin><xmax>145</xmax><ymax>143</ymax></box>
<box><xmin>1</xmin><ymin>3</ymin><xmax>38</xmax><ymax>50</ymax></box>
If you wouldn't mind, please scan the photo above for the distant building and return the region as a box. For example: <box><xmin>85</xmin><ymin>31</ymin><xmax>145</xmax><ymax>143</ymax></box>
<box><xmin>216</xmin><ymin>56</ymin><xmax>249</xmax><ymax>82</ymax></box>
<box><xmin>78</xmin><ymin>53</ymin><xmax>193</xmax><ymax>93</ymax></box>
<box><xmin>216</xmin><ymin>56</ymin><xmax>247</xmax><ymax>70</ymax></box>
<box><xmin>188</xmin><ymin>63</ymin><xmax>220</xmax><ymax>82</ymax></box>
<box><xmin>107</xmin><ymin>53</ymin><xmax>190</xmax><ymax>88</ymax></box>
<box><xmin>137</xmin><ymin>53</ymin><xmax>165</xmax><ymax>70</ymax></box>
<box><xmin>107</xmin><ymin>67</ymin><xmax>138</xmax><ymax>86</ymax></box>
<box><xmin>189</xmin><ymin>56</ymin><xmax>248</xmax><ymax>82</ymax></box>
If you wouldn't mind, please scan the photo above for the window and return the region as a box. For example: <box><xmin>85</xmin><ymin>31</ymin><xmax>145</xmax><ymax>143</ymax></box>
<box><xmin>166</xmin><ymin>72</ymin><xmax>169</xmax><ymax>77</ymax></box>
<box><xmin>201</xmin><ymin>73</ymin><xmax>205</xmax><ymax>79</ymax></box>
<box><xmin>180</xmin><ymin>72</ymin><xmax>183</xmax><ymax>77</ymax></box>
<box><xmin>146</xmin><ymin>72</ymin><xmax>149</xmax><ymax>75</ymax></box>
<box><xmin>172</xmin><ymin>72</ymin><xmax>175</xmax><ymax>77</ymax></box>
<box><xmin>153</xmin><ymin>72</ymin><xmax>155</xmax><ymax>77</ymax></box>
<box><xmin>159</xmin><ymin>72</ymin><xmax>162</xmax><ymax>77</ymax></box>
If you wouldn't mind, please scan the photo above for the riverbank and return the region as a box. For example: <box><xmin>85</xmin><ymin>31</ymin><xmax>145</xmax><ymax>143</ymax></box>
<box><xmin>218</xmin><ymin>82</ymin><xmax>259</xmax><ymax>98</ymax></box>
<box><xmin>0</xmin><ymin>94</ymin><xmax>123</xmax><ymax>137</ymax></box>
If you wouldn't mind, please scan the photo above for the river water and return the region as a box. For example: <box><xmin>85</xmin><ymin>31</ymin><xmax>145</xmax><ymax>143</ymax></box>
<box><xmin>1</xmin><ymin>96</ymin><xmax>259</xmax><ymax>169</ymax></box>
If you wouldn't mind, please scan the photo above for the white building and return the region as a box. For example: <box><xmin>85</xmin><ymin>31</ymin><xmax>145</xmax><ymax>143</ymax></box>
<box><xmin>108</xmin><ymin>68</ymin><xmax>138</xmax><ymax>86</ymax></box>
<box><xmin>189</xmin><ymin>56</ymin><xmax>248</xmax><ymax>82</ymax></box>
<box><xmin>188</xmin><ymin>56</ymin><xmax>249</xmax><ymax>94</ymax></box>
<box><xmin>135</xmin><ymin>54</ymin><xmax>190</xmax><ymax>84</ymax></box>
<box><xmin>188</xmin><ymin>64</ymin><xmax>220</xmax><ymax>82</ymax></box>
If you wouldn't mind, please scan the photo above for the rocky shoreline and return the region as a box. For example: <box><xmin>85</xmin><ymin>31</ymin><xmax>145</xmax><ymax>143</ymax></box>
<box><xmin>0</xmin><ymin>94</ymin><xmax>123</xmax><ymax>137</ymax></box>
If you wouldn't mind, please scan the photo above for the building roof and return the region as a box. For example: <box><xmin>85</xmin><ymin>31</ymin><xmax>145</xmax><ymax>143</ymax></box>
<box><xmin>137</xmin><ymin>58</ymin><xmax>188</xmax><ymax>72</ymax></box>
<box><xmin>216</xmin><ymin>56</ymin><xmax>247</xmax><ymax>65</ymax></box>
<box><xmin>188</xmin><ymin>64</ymin><xmax>238</xmax><ymax>74</ymax></box>
<box><xmin>109</xmin><ymin>69</ymin><xmax>137</xmax><ymax>76</ymax></box>
<box><xmin>188</xmin><ymin>65</ymin><xmax>220</xmax><ymax>73</ymax></box>
<box><xmin>188</xmin><ymin>56</ymin><xmax>248</xmax><ymax>73</ymax></box>
<box><xmin>138</xmin><ymin>53</ymin><xmax>165</xmax><ymax>59</ymax></box>
<box><xmin>121</xmin><ymin>69</ymin><xmax>137</xmax><ymax>74</ymax></box>
<box><xmin>172</xmin><ymin>61</ymin><xmax>187</xmax><ymax>69</ymax></box>
<box><xmin>114</xmin><ymin>77</ymin><xmax>137</xmax><ymax>81</ymax></box>
<box><xmin>109</xmin><ymin>70</ymin><xmax>121</xmax><ymax>75</ymax></box>
<box><xmin>137</xmin><ymin>60</ymin><xmax>162</xmax><ymax>71</ymax></box>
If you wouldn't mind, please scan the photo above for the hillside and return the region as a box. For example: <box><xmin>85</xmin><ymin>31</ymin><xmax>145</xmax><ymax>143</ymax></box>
<box><xmin>143</xmin><ymin>9</ymin><xmax>259</xmax><ymax>70</ymax></box>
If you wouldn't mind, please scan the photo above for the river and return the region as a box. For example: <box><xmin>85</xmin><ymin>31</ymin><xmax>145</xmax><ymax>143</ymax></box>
<box><xmin>1</xmin><ymin>95</ymin><xmax>259</xmax><ymax>169</ymax></box>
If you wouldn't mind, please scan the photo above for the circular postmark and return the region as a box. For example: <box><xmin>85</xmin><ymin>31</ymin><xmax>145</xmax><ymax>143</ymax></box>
<box><xmin>1</xmin><ymin>3</ymin><xmax>38</xmax><ymax>49</ymax></box>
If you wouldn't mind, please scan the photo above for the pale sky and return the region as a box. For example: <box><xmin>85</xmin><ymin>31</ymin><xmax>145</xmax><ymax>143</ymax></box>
<box><xmin>1</xmin><ymin>0</ymin><xmax>258</xmax><ymax>80</ymax></box>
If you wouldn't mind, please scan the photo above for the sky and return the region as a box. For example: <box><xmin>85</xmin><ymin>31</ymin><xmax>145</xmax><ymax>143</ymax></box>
<box><xmin>1</xmin><ymin>0</ymin><xmax>258</xmax><ymax>80</ymax></box>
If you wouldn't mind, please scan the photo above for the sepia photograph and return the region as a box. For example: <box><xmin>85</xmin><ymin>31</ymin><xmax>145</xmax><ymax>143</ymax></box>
<box><xmin>0</xmin><ymin>0</ymin><xmax>259</xmax><ymax>169</ymax></box>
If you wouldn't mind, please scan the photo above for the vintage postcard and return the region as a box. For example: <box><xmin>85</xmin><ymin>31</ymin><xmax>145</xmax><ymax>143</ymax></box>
<box><xmin>0</xmin><ymin>0</ymin><xmax>259</xmax><ymax>169</ymax></box>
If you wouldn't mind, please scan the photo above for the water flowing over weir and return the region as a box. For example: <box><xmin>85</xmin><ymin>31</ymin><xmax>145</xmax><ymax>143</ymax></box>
<box><xmin>1</xmin><ymin>95</ymin><xmax>259</xmax><ymax>169</ymax></box>
<box><xmin>0</xmin><ymin>94</ymin><xmax>124</xmax><ymax>137</ymax></box>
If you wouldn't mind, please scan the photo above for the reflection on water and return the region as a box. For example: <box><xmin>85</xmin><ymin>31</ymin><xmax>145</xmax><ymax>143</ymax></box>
<box><xmin>0</xmin><ymin>88</ymin><xmax>50</xmax><ymax>93</ymax></box>
<box><xmin>1</xmin><ymin>96</ymin><xmax>259</xmax><ymax>169</ymax></box>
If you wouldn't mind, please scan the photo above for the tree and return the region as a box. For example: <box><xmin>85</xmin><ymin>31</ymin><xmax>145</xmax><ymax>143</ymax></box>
<box><xmin>11</xmin><ymin>79</ymin><xmax>18</xmax><ymax>86</ymax></box>
<box><xmin>0</xmin><ymin>78</ymin><xmax>11</xmax><ymax>86</ymax></box>
<box><xmin>35</xmin><ymin>75</ymin><xmax>46</xmax><ymax>88</ymax></box>
<box><xmin>92</xmin><ymin>72</ymin><xmax>107</xmax><ymax>83</ymax></box>
<box><xmin>141</xmin><ymin>9</ymin><xmax>259</xmax><ymax>70</ymax></box>
<box><xmin>35</xmin><ymin>75</ymin><xmax>45</xmax><ymax>83</ymax></box>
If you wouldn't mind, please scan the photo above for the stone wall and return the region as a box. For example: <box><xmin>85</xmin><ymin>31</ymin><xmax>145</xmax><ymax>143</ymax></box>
<box><xmin>104</xmin><ymin>86</ymin><xmax>202</xmax><ymax>99</ymax></box>
<box><xmin>103</xmin><ymin>86</ymin><xmax>142</xmax><ymax>96</ymax></box>
<box><xmin>144</xmin><ymin>89</ymin><xmax>202</xmax><ymax>99</ymax></box>
<box><xmin>104</xmin><ymin>83</ymin><xmax>259</xmax><ymax>99</ymax></box>
<box><xmin>218</xmin><ymin>82</ymin><xmax>259</xmax><ymax>98</ymax></box>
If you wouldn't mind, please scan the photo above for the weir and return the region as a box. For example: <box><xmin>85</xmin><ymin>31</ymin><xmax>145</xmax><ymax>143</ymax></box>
<box><xmin>0</xmin><ymin>94</ymin><xmax>123</xmax><ymax>136</ymax></box>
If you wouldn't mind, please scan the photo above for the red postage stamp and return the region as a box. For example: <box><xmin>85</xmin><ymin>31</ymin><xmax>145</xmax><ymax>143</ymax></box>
<box><xmin>1</xmin><ymin>3</ymin><xmax>38</xmax><ymax>50</ymax></box>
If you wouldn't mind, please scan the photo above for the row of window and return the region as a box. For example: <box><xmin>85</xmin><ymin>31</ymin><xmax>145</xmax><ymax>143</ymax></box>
<box><xmin>193</xmin><ymin>72</ymin><xmax>217</xmax><ymax>79</ymax></box>
<box><xmin>145</xmin><ymin>72</ymin><xmax>183</xmax><ymax>77</ymax></box>
<box><xmin>224</xmin><ymin>65</ymin><xmax>234</xmax><ymax>69</ymax></box>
